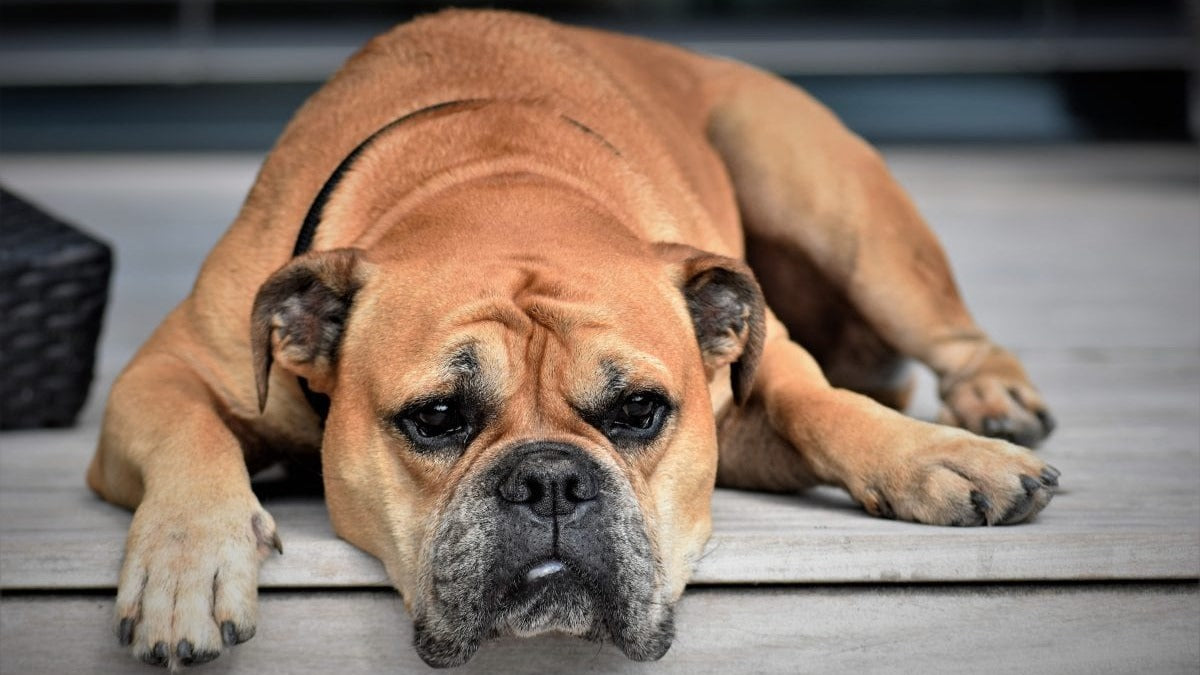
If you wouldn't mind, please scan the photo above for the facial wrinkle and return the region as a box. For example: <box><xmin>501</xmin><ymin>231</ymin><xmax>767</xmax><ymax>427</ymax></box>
<box><xmin>519</xmin><ymin>314</ymin><xmax>549</xmax><ymax>430</ymax></box>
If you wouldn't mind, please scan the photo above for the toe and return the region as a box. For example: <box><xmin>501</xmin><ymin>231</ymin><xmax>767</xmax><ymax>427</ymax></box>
<box><xmin>139</xmin><ymin>641</ymin><xmax>170</xmax><ymax>667</ymax></box>
<box><xmin>170</xmin><ymin>566</ymin><xmax>224</xmax><ymax>660</ymax></box>
<box><xmin>997</xmin><ymin>473</ymin><xmax>1053</xmax><ymax>525</ymax></box>
<box><xmin>961</xmin><ymin>491</ymin><xmax>989</xmax><ymax>526</ymax></box>
<box><xmin>117</xmin><ymin>617</ymin><xmax>135</xmax><ymax>647</ymax></box>
<box><xmin>212</xmin><ymin>551</ymin><xmax>261</xmax><ymax>646</ymax></box>
<box><xmin>947</xmin><ymin>380</ymin><xmax>1052</xmax><ymax>448</ymax></box>
<box><xmin>1036</xmin><ymin>409</ymin><xmax>1057</xmax><ymax>437</ymax></box>
<box><xmin>1040</xmin><ymin>465</ymin><xmax>1061</xmax><ymax>487</ymax></box>
<box><xmin>176</xmin><ymin>639</ymin><xmax>194</xmax><ymax>665</ymax></box>
<box><xmin>981</xmin><ymin>415</ymin><xmax>1020</xmax><ymax>443</ymax></box>
<box><xmin>220</xmin><ymin>620</ymin><xmax>256</xmax><ymax>646</ymax></box>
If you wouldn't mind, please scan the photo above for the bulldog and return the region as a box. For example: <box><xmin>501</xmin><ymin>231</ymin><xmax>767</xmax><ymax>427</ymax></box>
<box><xmin>87</xmin><ymin>9</ymin><xmax>1059</xmax><ymax>669</ymax></box>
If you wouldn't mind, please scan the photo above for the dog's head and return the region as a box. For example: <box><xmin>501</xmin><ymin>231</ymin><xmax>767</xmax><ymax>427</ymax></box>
<box><xmin>249</xmin><ymin>181</ymin><xmax>764</xmax><ymax>666</ymax></box>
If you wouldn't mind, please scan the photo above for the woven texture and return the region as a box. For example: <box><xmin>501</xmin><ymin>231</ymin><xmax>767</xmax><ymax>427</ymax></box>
<box><xmin>0</xmin><ymin>188</ymin><xmax>112</xmax><ymax>429</ymax></box>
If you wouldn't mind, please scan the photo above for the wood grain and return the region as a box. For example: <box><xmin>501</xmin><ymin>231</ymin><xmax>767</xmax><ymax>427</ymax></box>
<box><xmin>3</xmin><ymin>584</ymin><xmax>1197</xmax><ymax>674</ymax></box>
<box><xmin>2</xmin><ymin>457</ymin><xmax>1198</xmax><ymax>588</ymax></box>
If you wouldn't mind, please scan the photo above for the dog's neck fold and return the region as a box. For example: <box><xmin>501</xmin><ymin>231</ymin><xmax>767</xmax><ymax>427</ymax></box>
<box><xmin>303</xmin><ymin>99</ymin><xmax>684</xmax><ymax>255</ymax></box>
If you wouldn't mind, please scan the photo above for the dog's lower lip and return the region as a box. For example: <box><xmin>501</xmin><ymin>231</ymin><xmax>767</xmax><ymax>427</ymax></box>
<box><xmin>525</xmin><ymin>559</ymin><xmax>565</xmax><ymax>582</ymax></box>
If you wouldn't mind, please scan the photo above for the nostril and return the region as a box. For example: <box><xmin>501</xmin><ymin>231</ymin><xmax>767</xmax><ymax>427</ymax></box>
<box><xmin>522</xmin><ymin>476</ymin><xmax>543</xmax><ymax>504</ymax></box>
<box><xmin>566</xmin><ymin>473</ymin><xmax>598</xmax><ymax>502</ymax></box>
<box><xmin>499</xmin><ymin>471</ymin><xmax>536</xmax><ymax>504</ymax></box>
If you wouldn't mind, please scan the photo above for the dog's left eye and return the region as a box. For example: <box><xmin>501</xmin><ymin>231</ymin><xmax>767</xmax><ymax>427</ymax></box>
<box><xmin>599</xmin><ymin>391</ymin><xmax>670</xmax><ymax>446</ymax></box>
<box><xmin>616</xmin><ymin>393</ymin><xmax>661</xmax><ymax>430</ymax></box>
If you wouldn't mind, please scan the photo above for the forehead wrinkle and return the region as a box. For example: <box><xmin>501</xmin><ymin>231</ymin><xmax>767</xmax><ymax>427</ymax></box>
<box><xmin>520</xmin><ymin>296</ymin><xmax>618</xmax><ymax>344</ymax></box>
<box><xmin>609</xmin><ymin>349</ymin><xmax>672</xmax><ymax>384</ymax></box>
<box><xmin>445</xmin><ymin>298</ymin><xmax>533</xmax><ymax>335</ymax></box>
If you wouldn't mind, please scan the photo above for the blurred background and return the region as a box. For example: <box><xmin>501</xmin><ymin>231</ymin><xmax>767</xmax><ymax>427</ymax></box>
<box><xmin>1</xmin><ymin>0</ymin><xmax>1196</xmax><ymax>151</ymax></box>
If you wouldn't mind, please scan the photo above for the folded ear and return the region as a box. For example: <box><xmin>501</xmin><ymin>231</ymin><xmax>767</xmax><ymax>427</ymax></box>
<box><xmin>250</xmin><ymin>248</ymin><xmax>367</xmax><ymax>413</ymax></box>
<box><xmin>658</xmin><ymin>244</ymin><xmax>766</xmax><ymax>404</ymax></box>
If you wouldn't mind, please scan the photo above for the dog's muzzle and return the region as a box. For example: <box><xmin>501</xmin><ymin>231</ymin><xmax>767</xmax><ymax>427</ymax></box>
<box><xmin>413</xmin><ymin>442</ymin><xmax>675</xmax><ymax>667</ymax></box>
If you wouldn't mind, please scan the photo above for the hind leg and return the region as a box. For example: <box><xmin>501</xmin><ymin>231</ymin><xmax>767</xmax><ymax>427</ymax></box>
<box><xmin>705</xmin><ymin>65</ymin><xmax>1053</xmax><ymax>447</ymax></box>
<box><xmin>746</xmin><ymin>237</ymin><xmax>915</xmax><ymax>412</ymax></box>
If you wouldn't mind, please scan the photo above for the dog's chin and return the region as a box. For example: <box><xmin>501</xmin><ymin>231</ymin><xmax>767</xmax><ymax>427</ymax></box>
<box><xmin>412</xmin><ymin>562</ymin><xmax>675</xmax><ymax>668</ymax></box>
<box><xmin>495</xmin><ymin>563</ymin><xmax>597</xmax><ymax>639</ymax></box>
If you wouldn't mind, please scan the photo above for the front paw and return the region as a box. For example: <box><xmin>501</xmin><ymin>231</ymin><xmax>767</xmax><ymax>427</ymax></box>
<box><xmin>114</xmin><ymin>494</ymin><xmax>282</xmax><ymax>668</ymax></box>
<box><xmin>855</xmin><ymin>429</ymin><xmax>1060</xmax><ymax>526</ymax></box>
<box><xmin>938</xmin><ymin>344</ymin><xmax>1055</xmax><ymax>448</ymax></box>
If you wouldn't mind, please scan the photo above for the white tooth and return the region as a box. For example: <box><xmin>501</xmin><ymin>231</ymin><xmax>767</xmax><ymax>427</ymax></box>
<box><xmin>526</xmin><ymin>560</ymin><xmax>565</xmax><ymax>581</ymax></box>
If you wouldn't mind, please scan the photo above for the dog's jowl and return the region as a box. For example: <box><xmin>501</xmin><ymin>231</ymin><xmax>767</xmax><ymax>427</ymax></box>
<box><xmin>88</xmin><ymin>9</ymin><xmax>1058</xmax><ymax>669</ymax></box>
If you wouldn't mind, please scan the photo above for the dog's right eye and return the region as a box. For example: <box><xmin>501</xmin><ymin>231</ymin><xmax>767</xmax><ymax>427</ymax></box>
<box><xmin>581</xmin><ymin>389</ymin><xmax>673</xmax><ymax>450</ymax></box>
<box><xmin>412</xmin><ymin>401</ymin><xmax>465</xmax><ymax>437</ymax></box>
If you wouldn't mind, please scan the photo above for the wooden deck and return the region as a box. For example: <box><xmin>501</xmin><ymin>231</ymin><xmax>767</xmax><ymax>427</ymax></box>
<box><xmin>2</xmin><ymin>145</ymin><xmax>1198</xmax><ymax>672</ymax></box>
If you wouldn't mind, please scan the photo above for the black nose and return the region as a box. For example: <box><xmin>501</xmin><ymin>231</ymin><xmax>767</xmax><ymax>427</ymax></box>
<box><xmin>498</xmin><ymin>443</ymin><xmax>600</xmax><ymax>519</ymax></box>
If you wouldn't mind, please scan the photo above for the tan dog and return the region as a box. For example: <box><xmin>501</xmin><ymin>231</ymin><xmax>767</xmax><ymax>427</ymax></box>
<box><xmin>88</xmin><ymin>9</ymin><xmax>1058</xmax><ymax>669</ymax></box>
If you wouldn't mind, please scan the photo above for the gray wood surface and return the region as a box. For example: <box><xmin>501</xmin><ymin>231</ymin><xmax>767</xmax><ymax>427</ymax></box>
<box><xmin>3</xmin><ymin>584</ymin><xmax>1197</xmax><ymax>674</ymax></box>
<box><xmin>1</xmin><ymin>146</ymin><xmax>1197</xmax><ymax>670</ymax></box>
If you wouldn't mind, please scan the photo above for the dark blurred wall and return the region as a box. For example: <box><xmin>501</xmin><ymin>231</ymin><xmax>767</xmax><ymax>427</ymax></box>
<box><xmin>0</xmin><ymin>0</ymin><xmax>1194</xmax><ymax>150</ymax></box>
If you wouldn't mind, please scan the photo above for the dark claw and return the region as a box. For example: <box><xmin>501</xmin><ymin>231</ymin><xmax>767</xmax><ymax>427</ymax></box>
<box><xmin>981</xmin><ymin>417</ymin><xmax>1001</xmax><ymax>436</ymax></box>
<box><xmin>118</xmin><ymin>617</ymin><xmax>134</xmax><ymax>646</ymax></box>
<box><xmin>1040</xmin><ymin>467</ymin><xmax>1060</xmax><ymax>487</ymax></box>
<box><xmin>981</xmin><ymin>416</ymin><xmax>1018</xmax><ymax>443</ymax></box>
<box><xmin>1020</xmin><ymin>475</ymin><xmax>1041</xmax><ymax>496</ymax></box>
<box><xmin>177</xmin><ymin>639</ymin><xmax>193</xmax><ymax>665</ymax></box>
<box><xmin>999</xmin><ymin>477</ymin><xmax>1043</xmax><ymax>524</ymax></box>
<box><xmin>221</xmin><ymin>620</ymin><xmax>255</xmax><ymax>646</ymax></box>
<box><xmin>272</xmin><ymin>531</ymin><xmax>284</xmax><ymax>555</ymax></box>
<box><xmin>1036</xmin><ymin>410</ymin><xmax>1057</xmax><ymax>436</ymax></box>
<box><xmin>969</xmin><ymin>490</ymin><xmax>991</xmax><ymax>526</ymax></box>
<box><xmin>141</xmin><ymin>641</ymin><xmax>169</xmax><ymax>666</ymax></box>
<box><xmin>878</xmin><ymin>495</ymin><xmax>895</xmax><ymax>520</ymax></box>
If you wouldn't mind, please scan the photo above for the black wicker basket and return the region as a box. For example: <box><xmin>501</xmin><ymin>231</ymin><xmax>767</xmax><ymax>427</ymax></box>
<box><xmin>0</xmin><ymin>188</ymin><xmax>113</xmax><ymax>429</ymax></box>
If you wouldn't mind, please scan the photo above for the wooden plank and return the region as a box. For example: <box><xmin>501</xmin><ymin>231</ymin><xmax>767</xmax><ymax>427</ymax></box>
<box><xmin>7</xmin><ymin>454</ymin><xmax>1197</xmax><ymax>536</ymax></box>
<box><xmin>887</xmin><ymin>146</ymin><xmax>1200</xmax><ymax>352</ymax></box>
<box><xmin>3</xmin><ymin>584</ymin><xmax>1197</xmax><ymax>673</ymax></box>
<box><xmin>3</xmin><ymin>451</ymin><xmax>1197</xmax><ymax>589</ymax></box>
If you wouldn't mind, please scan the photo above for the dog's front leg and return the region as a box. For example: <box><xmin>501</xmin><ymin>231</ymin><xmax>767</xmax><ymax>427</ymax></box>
<box><xmin>719</xmin><ymin>319</ymin><xmax>1058</xmax><ymax>526</ymax></box>
<box><xmin>88</xmin><ymin>351</ymin><xmax>280</xmax><ymax>668</ymax></box>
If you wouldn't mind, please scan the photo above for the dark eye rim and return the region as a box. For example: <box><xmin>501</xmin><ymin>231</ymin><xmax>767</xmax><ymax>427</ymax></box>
<box><xmin>591</xmin><ymin>389</ymin><xmax>674</xmax><ymax>447</ymax></box>
<box><xmin>613</xmin><ymin>392</ymin><xmax>665</xmax><ymax>430</ymax></box>
<box><xmin>390</xmin><ymin>396</ymin><xmax>477</xmax><ymax>454</ymax></box>
<box><xmin>412</xmin><ymin>401</ymin><xmax>466</xmax><ymax>437</ymax></box>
